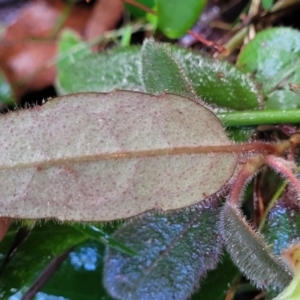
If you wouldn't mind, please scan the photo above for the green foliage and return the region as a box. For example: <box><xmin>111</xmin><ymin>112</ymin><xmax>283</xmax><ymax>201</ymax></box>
<box><xmin>57</xmin><ymin>35</ymin><xmax>260</xmax><ymax>110</ymax></box>
<box><xmin>261</xmin><ymin>0</ymin><xmax>273</xmax><ymax>10</ymax></box>
<box><xmin>237</xmin><ymin>27</ymin><xmax>300</xmax><ymax>109</ymax></box>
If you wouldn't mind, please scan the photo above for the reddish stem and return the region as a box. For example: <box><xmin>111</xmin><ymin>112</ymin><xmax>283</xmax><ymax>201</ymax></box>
<box><xmin>265</xmin><ymin>155</ymin><xmax>300</xmax><ymax>195</ymax></box>
<box><xmin>229</xmin><ymin>157</ymin><xmax>265</xmax><ymax>206</ymax></box>
<box><xmin>187</xmin><ymin>30</ymin><xmax>228</xmax><ymax>54</ymax></box>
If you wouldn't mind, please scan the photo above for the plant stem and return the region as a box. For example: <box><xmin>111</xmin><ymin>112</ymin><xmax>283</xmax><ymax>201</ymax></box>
<box><xmin>258</xmin><ymin>180</ymin><xmax>286</xmax><ymax>231</ymax></box>
<box><xmin>217</xmin><ymin>109</ymin><xmax>300</xmax><ymax>127</ymax></box>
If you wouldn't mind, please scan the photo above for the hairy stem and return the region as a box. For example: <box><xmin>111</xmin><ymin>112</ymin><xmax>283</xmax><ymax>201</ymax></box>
<box><xmin>265</xmin><ymin>156</ymin><xmax>300</xmax><ymax>195</ymax></box>
<box><xmin>229</xmin><ymin>156</ymin><xmax>265</xmax><ymax>206</ymax></box>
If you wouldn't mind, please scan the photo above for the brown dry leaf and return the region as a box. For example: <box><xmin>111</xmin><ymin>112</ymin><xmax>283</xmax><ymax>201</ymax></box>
<box><xmin>0</xmin><ymin>0</ymin><xmax>91</xmax><ymax>98</ymax></box>
<box><xmin>0</xmin><ymin>0</ymin><xmax>123</xmax><ymax>99</ymax></box>
<box><xmin>0</xmin><ymin>91</ymin><xmax>237</xmax><ymax>221</ymax></box>
<box><xmin>84</xmin><ymin>0</ymin><xmax>124</xmax><ymax>41</ymax></box>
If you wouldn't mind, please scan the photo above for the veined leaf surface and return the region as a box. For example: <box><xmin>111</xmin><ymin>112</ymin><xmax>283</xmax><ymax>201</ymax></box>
<box><xmin>0</xmin><ymin>91</ymin><xmax>237</xmax><ymax>221</ymax></box>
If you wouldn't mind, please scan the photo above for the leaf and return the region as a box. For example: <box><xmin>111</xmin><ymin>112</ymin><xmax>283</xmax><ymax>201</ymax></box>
<box><xmin>40</xmin><ymin>240</ymin><xmax>113</xmax><ymax>300</ymax></box>
<box><xmin>264</xmin><ymin>198</ymin><xmax>300</xmax><ymax>256</ymax></box>
<box><xmin>141</xmin><ymin>39</ymin><xmax>197</xmax><ymax>99</ymax></box>
<box><xmin>173</xmin><ymin>48</ymin><xmax>260</xmax><ymax>110</ymax></box>
<box><xmin>57</xmin><ymin>40</ymin><xmax>260</xmax><ymax>110</ymax></box>
<box><xmin>157</xmin><ymin>0</ymin><xmax>206</xmax><ymax>39</ymax></box>
<box><xmin>261</xmin><ymin>0</ymin><xmax>273</xmax><ymax>10</ymax></box>
<box><xmin>0</xmin><ymin>91</ymin><xmax>237</xmax><ymax>221</ymax></box>
<box><xmin>56</xmin><ymin>46</ymin><xmax>141</xmax><ymax>95</ymax></box>
<box><xmin>142</xmin><ymin>40</ymin><xmax>260</xmax><ymax>110</ymax></box>
<box><xmin>103</xmin><ymin>201</ymin><xmax>222</xmax><ymax>300</ymax></box>
<box><xmin>56</xmin><ymin>29</ymin><xmax>91</xmax><ymax>95</ymax></box>
<box><xmin>0</xmin><ymin>222</ymin><xmax>87</xmax><ymax>298</ymax></box>
<box><xmin>237</xmin><ymin>27</ymin><xmax>300</xmax><ymax>109</ymax></box>
<box><xmin>219</xmin><ymin>201</ymin><xmax>292</xmax><ymax>290</ymax></box>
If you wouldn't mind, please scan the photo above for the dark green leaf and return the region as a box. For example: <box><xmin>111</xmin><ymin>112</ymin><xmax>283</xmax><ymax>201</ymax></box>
<box><xmin>103</xmin><ymin>201</ymin><xmax>222</xmax><ymax>300</ymax></box>
<box><xmin>220</xmin><ymin>202</ymin><xmax>292</xmax><ymax>290</ymax></box>
<box><xmin>157</xmin><ymin>0</ymin><xmax>206</xmax><ymax>38</ymax></box>
<box><xmin>41</xmin><ymin>240</ymin><xmax>113</xmax><ymax>300</ymax></box>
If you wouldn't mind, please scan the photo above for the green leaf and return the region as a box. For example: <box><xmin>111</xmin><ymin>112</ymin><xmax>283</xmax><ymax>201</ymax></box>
<box><xmin>0</xmin><ymin>222</ymin><xmax>87</xmax><ymax>298</ymax></box>
<box><xmin>220</xmin><ymin>202</ymin><xmax>292</xmax><ymax>290</ymax></box>
<box><xmin>56</xmin><ymin>30</ymin><xmax>91</xmax><ymax>94</ymax></box>
<box><xmin>40</xmin><ymin>240</ymin><xmax>113</xmax><ymax>300</ymax></box>
<box><xmin>172</xmin><ymin>47</ymin><xmax>260</xmax><ymax>110</ymax></box>
<box><xmin>57</xmin><ymin>39</ymin><xmax>260</xmax><ymax>110</ymax></box>
<box><xmin>237</xmin><ymin>27</ymin><xmax>300</xmax><ymax>109</ymax></box>
<box><xmin>103</xmin><ymin>201</ymin><xmax>222</xmax><ymax>300</ymax></box>
<box><xmin>261</xmin><ymin>0</ymin><xmax>273</xmax><ymax>10</ymax></box>
<box><xmin>56</xmin><ymin>46</ymin><xmax>141</xmax><ymax>95</ymax></box>
<box><xmin>157</xmin><ymin>0</ymin><xmax>206</xmax><ymax>38</ymax></box>
<box><xmin>141</xmin><ymin>39</ymin><xmax>196</xmax><ymax>99</ymax></box>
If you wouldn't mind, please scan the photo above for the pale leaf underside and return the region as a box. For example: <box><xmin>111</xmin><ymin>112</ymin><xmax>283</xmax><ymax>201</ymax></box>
<box><xmin>0</xmin><ymin>91</ymin><xmax>237</xmax><ymax>221</ymax></box>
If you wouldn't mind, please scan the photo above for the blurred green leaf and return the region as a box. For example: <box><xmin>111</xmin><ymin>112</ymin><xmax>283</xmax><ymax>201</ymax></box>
<box><xmin>125</xmin><ymin>0</ymin><xmax>155</xmax><ymax>18</ymax></box>
<box><xmin>103</xmin><ymin>202</ymin><xmax>222</xmax><ymax>300</ymax></box>
<box><xmin>237</xmin><ymin>27</ymin><xmax>300</xmax><ymax>109</ymax></box>
<box><xmin>261</xmin><ymin>0</ymin><xmax>273</xmax><ymax>10</ymax></box>
<box><xmin>157</xmin><ymin>0</ymin><xmax>206</xmax><ymax>38</ymax></box>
